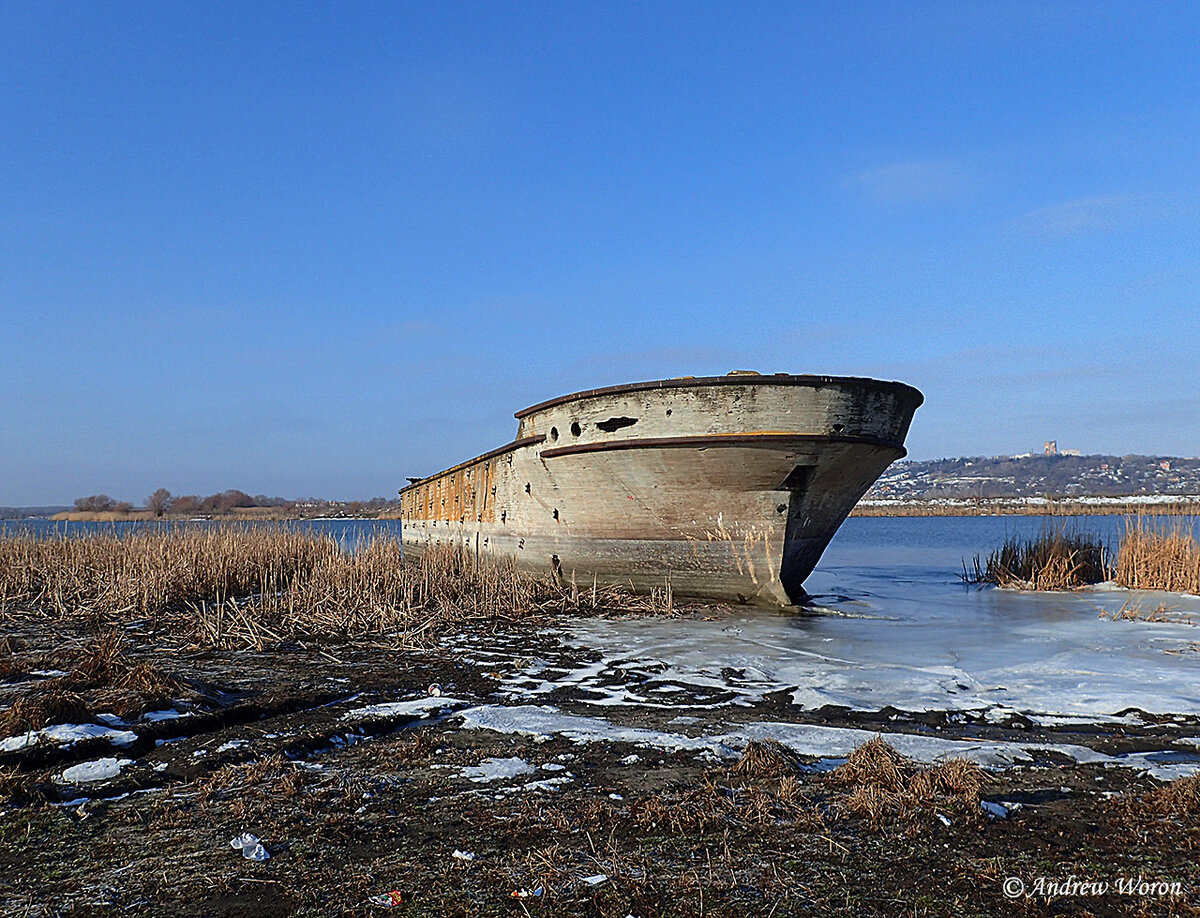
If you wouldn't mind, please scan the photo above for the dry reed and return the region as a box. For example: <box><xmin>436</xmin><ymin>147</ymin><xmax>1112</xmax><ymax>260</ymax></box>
<box><xmin>0</xmin><ymin>527</ymin><xmax>662</xmax><ymax>649</ymax></box>
<box><xmin>963</xmin><ymin>530</ymin><xmax>1112</xmax><ymax>590</ymax></box>
<box><xmin>1114</xmin><ymin>516</ymin><xmax>1200</xmax><ymax>594</ymax></box>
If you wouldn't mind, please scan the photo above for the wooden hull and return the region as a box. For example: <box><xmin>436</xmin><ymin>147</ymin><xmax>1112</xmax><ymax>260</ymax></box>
<box><xmin>400</xmin><ymin>374</ymin><xmax>922</xmax><ymax>605</ymax></box>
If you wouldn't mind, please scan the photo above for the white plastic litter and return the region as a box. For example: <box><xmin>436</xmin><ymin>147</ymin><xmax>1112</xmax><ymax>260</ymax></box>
<box><xmin>582</xmin><ymin>874</ymin><xmax>608</xmax><ymax>885</ymax></box>
<box><xmin>451</xmin><ymin>850</ymin><xmax>476</xmax><ymax>862</ymax></box>
<box><xmin>230</xmin><ymin>833</ymin><xmax>270</xmax><ymax>860</ymax></box>
<box><xmin>980</xmin><ymin>800</ymin><xmax>1020</xmax><ymax>819</ymax></box>
<box><xmin>937</xmin><ymin>813</ymin><xmax>952</xmax><ymax>826</ymax></box>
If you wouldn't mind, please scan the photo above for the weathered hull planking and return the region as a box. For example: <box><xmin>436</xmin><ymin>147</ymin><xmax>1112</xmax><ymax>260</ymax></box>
<box><xmin>400</xmin><ymin>373</ymin><xmax>922</xmax><ymax>605</ymax></box>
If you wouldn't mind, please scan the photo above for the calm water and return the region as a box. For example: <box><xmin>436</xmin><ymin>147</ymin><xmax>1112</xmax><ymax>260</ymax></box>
<box><xmin>2</xmin><ymin>517</ymin><xmax>404</xmax><ymax>547</ymax></box>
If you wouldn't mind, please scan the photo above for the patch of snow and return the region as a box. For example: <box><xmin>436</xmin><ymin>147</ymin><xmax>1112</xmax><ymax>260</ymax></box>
<box><xmin>1</xmin><ymin>723</ymin><xmax>138</xmax><ymax>752</ymax></box>
<box><xmin>461</xmin><ymin>756</ymin><xmax>534</xmax><ymax>783</ymax></box>
<box><xmin>59</xmin><ymin>757</ymin><xmax>132</xmax><ymax>783</ymax></box>
<box><xmin>216</xmin><ymin>739</ymin><xmax>249</xmax><ymax>753</ymax></box>
<box><xmin>142</xmin><ymin>709</ymin><xmax>190</xmax><ymax>722</ymax></box>
<box><xmin>0</xmin><ymin>730</ymin><xmax>38</xmax><ymax>752</ymax></box>
<box><xmin>522</xmin><ymin>774</ymin><xmax>573</xmax><ymax>792</ymax></box>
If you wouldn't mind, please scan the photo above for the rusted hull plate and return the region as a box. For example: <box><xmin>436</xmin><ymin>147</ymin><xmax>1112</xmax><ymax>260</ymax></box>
<box><xmin>400</xmin><ymin>374</ymin><xmax>922</xmax><ymax>606</ymax></box>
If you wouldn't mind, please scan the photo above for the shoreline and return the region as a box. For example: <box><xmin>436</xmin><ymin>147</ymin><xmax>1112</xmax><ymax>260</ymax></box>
<box><xmin>852</xmin><ymin>498</ymin><xmax>1200</xmax><ymax>517</ymax></box>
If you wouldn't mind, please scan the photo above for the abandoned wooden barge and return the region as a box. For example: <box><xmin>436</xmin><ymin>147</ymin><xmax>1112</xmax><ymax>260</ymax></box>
<box><xmin>399</xmin><ymin>373</ymin><xmax>923</xmax><ymax>605</ymax></box>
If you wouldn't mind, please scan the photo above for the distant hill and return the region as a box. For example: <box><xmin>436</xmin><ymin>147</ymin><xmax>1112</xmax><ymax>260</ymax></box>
<box><xmin>0</xmin><ymin>506</ymin><xmax>71</xmax><ymax>520</ymax></box>
<box><xmin>866</xmin><ymin>454</ymin><xmax>1200</xmax><ymax>501</ymax></box>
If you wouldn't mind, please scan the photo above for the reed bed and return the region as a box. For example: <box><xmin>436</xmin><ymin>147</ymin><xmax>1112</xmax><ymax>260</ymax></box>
<box><xmin>1114</xmin><ymin>516</ymin><xmax>1200</xmax><ymax>594</ymax></box>
<box><xmin>0</xmin><ymin>527</ymin><xmax>659</xmax><ymax>648</ymax></box>
<box><xmin>963</xmin><ymin>530</ymin><xmax>1112</xmax><ymax>590</ymax></box>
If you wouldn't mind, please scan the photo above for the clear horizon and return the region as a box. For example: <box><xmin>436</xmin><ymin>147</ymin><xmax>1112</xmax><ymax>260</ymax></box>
<box><xmin>3</xmin><ymin>3</ymin><xmax>1199</xmax><ymax>505</ymax></box>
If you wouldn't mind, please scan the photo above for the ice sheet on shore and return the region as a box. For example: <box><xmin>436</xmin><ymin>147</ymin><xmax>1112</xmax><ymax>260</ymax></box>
<box><xmin>342</xmin><ymin>696</ymin><xmax>465</xmax><ymax>721</ymax></box>
<box><xmin>458</xmin><ymin>703</ymin><xmax>1200</xmax><ymax>780</ymax></box>
<box><xmin>540</xmin><ymin>571</ymin><xmax>1200</xmax><ymax>722</ymax></box>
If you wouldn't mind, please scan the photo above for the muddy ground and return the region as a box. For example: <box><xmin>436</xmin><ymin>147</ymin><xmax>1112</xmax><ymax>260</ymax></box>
<box><xmin>1</xmin><ymin>611</ymin><xmax>1198</xmax><ymax>917</ymax></box>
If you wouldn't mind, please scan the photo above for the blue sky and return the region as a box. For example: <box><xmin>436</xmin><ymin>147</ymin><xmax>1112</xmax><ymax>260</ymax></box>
<box><xmin>2</xmin><ymin>2</ymin><xmax>1198</xmax><ymax>504</ymax></box>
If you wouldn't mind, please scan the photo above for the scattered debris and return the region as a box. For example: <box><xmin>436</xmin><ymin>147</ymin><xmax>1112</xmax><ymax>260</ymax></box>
<box><xmin>368</xmin><ymin>890</ymin><xmax>404</xmax><ymax>907</ymax></box>
<box><xmin>451</xmin><ymin>850</ymin><xmax>476</xmax><ymax>862</ymax></box>
<box><xmin>980</xmin><ymin>800</ymin><xmax>1020</xmax><ymax>820</ymax></box>
<box><xmin>230</xmin><ymin>833</ymin><xmax>270</xmax><ymax>861</ymax></box>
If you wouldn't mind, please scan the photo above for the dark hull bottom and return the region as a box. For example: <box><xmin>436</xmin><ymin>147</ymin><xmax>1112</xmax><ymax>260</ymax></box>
<box><xmin>402</xmin><ymin>531</ymin><xmax>843</xmax><ymax>606</ymax></box>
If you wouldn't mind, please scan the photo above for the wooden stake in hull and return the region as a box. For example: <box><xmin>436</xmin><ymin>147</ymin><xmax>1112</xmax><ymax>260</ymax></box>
<box><xmin>400</xmin><ymin>373</ymin><xmax>923</xmax><ymax>605</ymax></box>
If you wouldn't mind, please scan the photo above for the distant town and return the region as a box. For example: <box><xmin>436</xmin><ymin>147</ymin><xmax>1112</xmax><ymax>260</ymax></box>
<box><xmin>863</xmin><ymin>442</ymin><xmax>1200</xmax><ymax>511</ymax></box>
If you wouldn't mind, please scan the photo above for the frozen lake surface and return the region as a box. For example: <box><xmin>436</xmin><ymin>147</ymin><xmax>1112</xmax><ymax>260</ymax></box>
<box><xmin>547</xmin><ymin>516</ymin><xmax>1200</xmax><ymax>722</ymax></box>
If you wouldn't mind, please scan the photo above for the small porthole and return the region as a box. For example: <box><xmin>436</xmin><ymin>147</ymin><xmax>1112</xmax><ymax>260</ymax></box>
<box><xmin>570</xmin><ymin>421</ymin><xmax>581</xmax><ymax>437</ymax></box>
<box><xmin>550</xmin><ymin>427</ymin><xmax>559</xmax><ymax>441</ymax></box>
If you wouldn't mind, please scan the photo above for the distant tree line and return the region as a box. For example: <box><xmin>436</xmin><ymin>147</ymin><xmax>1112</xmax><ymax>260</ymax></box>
<box><xmin>71</xmin><ymin>489</ymin><xmax>399</xmax><ymax>518</ymax></box>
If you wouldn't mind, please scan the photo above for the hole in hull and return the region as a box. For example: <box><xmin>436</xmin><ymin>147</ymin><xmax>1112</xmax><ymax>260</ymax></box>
<box><xmin>597</xmin><ymin>416</ymin><xmax>639</xmax><ymax>433</ymax></box>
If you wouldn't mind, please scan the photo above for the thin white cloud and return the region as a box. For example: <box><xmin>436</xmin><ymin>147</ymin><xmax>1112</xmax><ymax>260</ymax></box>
<box><xmin>1008</xmin><ymin>192</ymin><xmax>1183</xmax><ymax>238</ymax></box>
<box><xmin>846</xmin><ymin>160</ymin><xmax>970</xmax><ymax>204</ymax></box>
<box><xmin>1012</xmin><ymin>194</ymin><xmax>1152</xmax><ymax>237</ymax></box>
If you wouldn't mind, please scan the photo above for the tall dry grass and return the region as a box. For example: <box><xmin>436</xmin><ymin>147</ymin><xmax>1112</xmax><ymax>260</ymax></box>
<box><xmin>964</xmin><ymin>530</ymin><xmax>1112</xmax><ymax>590</ymax></box>
<box><xmin>0</xmin><ymin>527</ymin><xmax>632</xmax><ymax>647</ymax></box>
<box><xmin>1114</xmin><ymin>517</ymin><xmax>1200</xmax><ymax>594</ymax></box>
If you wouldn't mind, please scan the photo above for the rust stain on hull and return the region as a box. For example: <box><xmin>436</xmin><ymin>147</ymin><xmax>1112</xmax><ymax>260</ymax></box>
<box><xmin>400</xmin><ymin>373</ymin><xmax>923</xmax><ymax>606</ymax></box>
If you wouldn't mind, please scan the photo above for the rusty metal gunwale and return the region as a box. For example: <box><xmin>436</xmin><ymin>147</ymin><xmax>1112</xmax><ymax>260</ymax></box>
<box><xmin>539</xmin><ymin>432</ymin><xmax>907</xmax><ymax>459</ymax></box>
<box><xmin>513</xmin><ymin>374</ymin><xmax>924</xmax><ymax>419</ymax></box>
<box><xmin>397</xmin><ymin>435</ymin><xmax>546</xmax><ymax>495</ymax></box>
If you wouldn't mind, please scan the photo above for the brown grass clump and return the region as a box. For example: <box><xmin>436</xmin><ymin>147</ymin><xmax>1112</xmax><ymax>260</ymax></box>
<box><xmin>0</xmin><ymin>631</ymin><xmax>194</xmax><ymax>730</ymax></box>
<box><xmin>632</xmin><ymin>777</ymin><xmax>736</xmax><ymax>834</ymax></box>
<box><xmin>0</xmin><ymin>634</ymin><xmax>23</xmax><ymax>678</ymax></box>
<box><xmin>824</xmin><ymin>737</ymin><xmax>986</xmax><ymax>830</ymax></box>
<box><xmin>1115</xmin><ymin>516</ymin><xmax>1200</xmax><ymax>594</ymax></box>
<box><xmin>733</xmin><ymin>739</ymin><xmax>803</xmax><ymax>779</ymax></box>
<box><xmin>1138</xmin><ymin>774</ymin><xmax>1200</xmax><ymax>819</ymax></box>
<box><xmin>964</xmin><ymin>530</ymin><xmax>1111</xmax><ymax>590</ymax></box>
<box><xmin>0</xmin><ymin>688</ymin><xmax>92</xmax><ymax>735</ymax></box>
<box><xmin>71</xmin><ymin>629</ymin><xmax>127</xmax><ymax>684</ymax></box>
